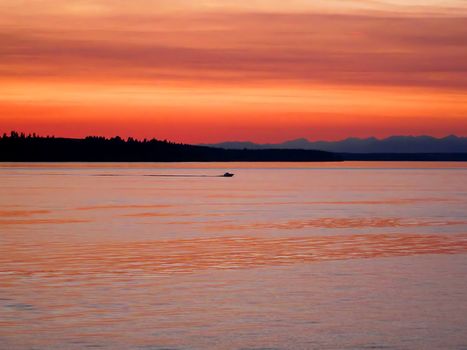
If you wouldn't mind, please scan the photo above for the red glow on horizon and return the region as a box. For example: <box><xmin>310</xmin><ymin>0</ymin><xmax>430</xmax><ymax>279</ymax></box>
<box><xmin>0</xmin><ymin>1</ymin><xmax>466</xmax><ymax>142</ymax></box>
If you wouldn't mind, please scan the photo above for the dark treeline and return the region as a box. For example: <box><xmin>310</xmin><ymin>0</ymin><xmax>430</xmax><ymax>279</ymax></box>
<box><xmin>0</xmin><ymin>131</ymin><xmax>342</xmax><ymax>162</ymax></box>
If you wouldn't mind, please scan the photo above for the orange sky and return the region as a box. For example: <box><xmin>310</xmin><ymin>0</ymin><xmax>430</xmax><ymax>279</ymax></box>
<box><xmin>0</xmin><ymin>0</ymin><xmax>466</xmax><ymax>143</ymax></box>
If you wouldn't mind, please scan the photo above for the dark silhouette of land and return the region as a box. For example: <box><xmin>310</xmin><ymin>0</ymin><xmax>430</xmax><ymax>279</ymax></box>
<box><xmin>2</xmin><ymin>132</ymin><xmax>466</xmax><ymax>162</ymax></box>
<box><xmin>204</xmin><ymin>135</ymin><xmax>467</xmax><ymax>153</ymax></box>
<box><xmin>0</xmin><ymin>132</ymin><xmax>342</xmax><ymax>162</ymax></box>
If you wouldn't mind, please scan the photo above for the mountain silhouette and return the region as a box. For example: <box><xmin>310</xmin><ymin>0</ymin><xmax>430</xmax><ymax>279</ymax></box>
<box><xmin>203</xmin><ymin>135</ymin><xmax>467</xmax><ymax>153</ymax></box>
<box><xmin>2</xmin><ymin>132</ymin><xmax>466</xmax><ymax>162</ymax></box>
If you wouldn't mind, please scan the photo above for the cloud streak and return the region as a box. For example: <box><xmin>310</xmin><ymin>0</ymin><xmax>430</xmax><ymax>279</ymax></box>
<box><xmin>0</xmin><ymin>1</ymin><xmax>466</xmax><ymax>141</ymax></box>
<box><xmin>1</xmin><ymin>12</ymin><xmax>466</xmax><ymax>89</ymax></box>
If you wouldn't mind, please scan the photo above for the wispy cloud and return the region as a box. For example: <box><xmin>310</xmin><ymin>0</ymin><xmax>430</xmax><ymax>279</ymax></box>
<box><xmin>1</xmin><ymin>12</ymin><xmax>466</xmax><ymax>89</ymax></box>
<box><xmin>0</xmin><ymin>1</ymin><xmax>466</xmax><ymax>141</ymax></box>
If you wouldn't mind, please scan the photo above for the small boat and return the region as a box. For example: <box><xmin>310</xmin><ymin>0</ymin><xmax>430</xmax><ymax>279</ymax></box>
<box><xmin>222</xmin><ymin>172</ymin><xmax>234</xmax><ymax>177</ymax></box>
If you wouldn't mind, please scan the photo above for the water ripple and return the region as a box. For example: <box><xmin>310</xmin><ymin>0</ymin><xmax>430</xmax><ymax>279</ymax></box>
<box><xmin>1</xmin><ymin>233</ymin><xmax>466</xmax><ymax>279</ymax></box>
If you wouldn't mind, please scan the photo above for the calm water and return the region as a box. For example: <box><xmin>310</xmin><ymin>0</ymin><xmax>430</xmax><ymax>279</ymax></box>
<box><xmin>1</xmin><ymin>162</ymin><xmax>467</xmax><ymax>350</ymax></box>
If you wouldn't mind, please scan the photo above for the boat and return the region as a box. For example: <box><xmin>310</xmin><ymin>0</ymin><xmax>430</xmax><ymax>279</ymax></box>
<box><xmin>222</xmin><ymin>172</ymin><xmax>234</xmax><ymax>177</ymax></box>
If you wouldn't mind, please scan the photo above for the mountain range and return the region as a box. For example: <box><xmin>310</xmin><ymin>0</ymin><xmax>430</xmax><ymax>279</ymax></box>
<box><xmin>202</xmin><ymin>135</ymin><xmax>467</xmax><ymax>153</ymax></box>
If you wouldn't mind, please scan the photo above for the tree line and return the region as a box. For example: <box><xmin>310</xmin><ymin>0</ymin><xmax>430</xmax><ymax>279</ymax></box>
<box><xmin>0</xmin><ymin>131</ymin><xmax>342</xmax><ymax>162</ymax></box>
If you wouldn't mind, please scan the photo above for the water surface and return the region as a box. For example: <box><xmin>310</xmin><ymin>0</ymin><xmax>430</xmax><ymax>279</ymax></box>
<box><xmin>1</xmin><ymin>162</ymin><xmax>467</xmax><ymax>349</ymax></box>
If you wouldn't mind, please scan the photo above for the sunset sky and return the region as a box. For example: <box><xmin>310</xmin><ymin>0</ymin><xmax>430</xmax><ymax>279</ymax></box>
<box><xmin>1</xmin><ymin>0</ymin><xmax>466</xmax><ymax>143</ymax></box>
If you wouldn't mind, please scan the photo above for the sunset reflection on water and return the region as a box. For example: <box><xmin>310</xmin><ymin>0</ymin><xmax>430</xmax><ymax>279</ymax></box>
<box><xmin>1</xmin><ymin>162</ymin><xmax>466</xmax><ymax>349</ymax></box>
<box><xmin>2</xmin><ymin>233</ymin><xmax>467</xmax><ymax>279</ymax></box>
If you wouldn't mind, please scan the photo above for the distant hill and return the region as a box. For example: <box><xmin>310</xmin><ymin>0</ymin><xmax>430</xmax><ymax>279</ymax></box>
<box><xmin>0</xmin><ymin>132</ymin><xmax>341</xmax><ymax>162</ymax></box>
<box><xmin>2</xmin><ymin>132</ymin><xmax>466</xmax><ymax>162</ymax></box>
<box><xmin>203</xmin><ymin>135</ymin><xmax>467</xmax><ymax>153</ymax></box>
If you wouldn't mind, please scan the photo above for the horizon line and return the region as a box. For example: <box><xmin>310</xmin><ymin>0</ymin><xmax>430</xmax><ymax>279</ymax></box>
<box><xmin>2</xmin><ymin>131</ymin><xmax>466</xmax><ymax>146</ymax></box>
